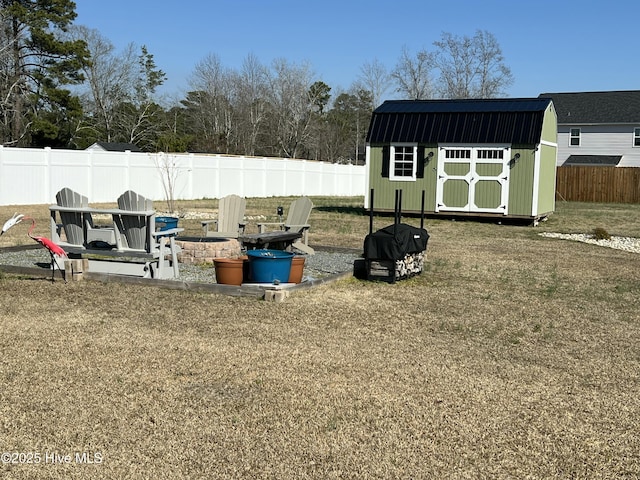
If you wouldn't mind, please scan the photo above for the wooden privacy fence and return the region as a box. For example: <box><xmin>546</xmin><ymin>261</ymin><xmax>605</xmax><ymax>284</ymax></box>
<box><xmin>556</xmin><ymin>166</ymin><xmax>640</xmax><ymax>203</ymax></box>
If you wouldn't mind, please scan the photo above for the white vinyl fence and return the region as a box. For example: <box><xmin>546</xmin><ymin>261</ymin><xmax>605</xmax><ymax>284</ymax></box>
<box><xmin>0</xmin><ymin>147</ymin><xmax>366</xmax><ymax>206</ymax></box>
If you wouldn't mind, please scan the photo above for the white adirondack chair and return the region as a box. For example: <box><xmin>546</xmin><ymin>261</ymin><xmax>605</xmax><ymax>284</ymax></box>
<box><xmin>53</xmin><ymin>187</ymin><xmax>88</xmax><ymax>246</ymax></box>
<box><xmin>113</xmin><ymin>190</ymin><xmax>182</xmax><ymax>279</ymax></box>
<box><xmin>257</xmin><ymin>196</ymin><xmax>314</xmax><ymax>254</ymax></box>
<box><xmin>201</xmin><ymin>194</ymin><xmax>246</xmax><ymax>238</ymax></box>
<box><xmin>52</xmin><ymin>187</ymin><xmax>116</xmax><ymax>247</ymax></box>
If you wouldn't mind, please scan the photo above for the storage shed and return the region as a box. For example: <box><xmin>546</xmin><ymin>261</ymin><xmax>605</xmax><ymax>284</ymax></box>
<box><xmin>365</xmin><ymin>98</ymin><xmax>558</xmax><ymax>223</ymax></box>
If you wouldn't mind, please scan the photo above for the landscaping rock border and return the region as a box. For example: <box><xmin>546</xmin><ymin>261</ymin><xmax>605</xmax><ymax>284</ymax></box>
<box><xmin>539</xmin><ymin>232</ymin><xmax>640</xmax><ymax>253</ymax></box>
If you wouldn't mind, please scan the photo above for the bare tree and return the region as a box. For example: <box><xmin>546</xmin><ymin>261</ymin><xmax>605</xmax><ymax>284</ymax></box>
<box><xmin>118</xmin><ymin>45</ymin><xmax>166</xmax><ymax>149</ymax></box>
<box><xmin>235</xmin><ymin>53</ymin><xmax>268</xmax><ymax>155</ymax></box>
<box><xmin>266</xmin><ymin>58</ymin><xmax>315</xmax><ymax>158</ymax></box>
<box><xmin>433</xmin><ymin>30</ymin><xmax>513</xmax><ymax>99</ymax></box>
<box><xmin>391</xmin><ymin>46</ymin><xmax>435</xmax><ymax>100</ymax></box>
<box><xmin>356</xmin><ymin>58</ymin><xmax>392</xmax><ymax>108</ymax></box>
<box><xmin>187</xmin><ymin>53</ymin><xmax>234</xmax><ymax>153</ymax></box>
<box><xmin>154</xmin><ymin>152</ymin><xmax>182</xmax><ymax>213</ymax></box>
<box><xmin>67</xmin><ymin>26</ymin><xmax>136</xmax><ymax>142</ymax></box>
<box><xmin>433</xmin><ymin>32</ymin><xmax>475</xmax><ymax>98</ymax></box>
<box><xmin>473</xmin><ymin>30</ymin><xmax>514</xmax><ymax>98</ymax></box>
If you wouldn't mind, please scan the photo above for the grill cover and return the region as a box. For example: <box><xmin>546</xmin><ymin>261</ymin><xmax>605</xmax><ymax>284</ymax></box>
<box><xmin>364</xmin><ymin>223</ymin><xmax>429</xmax><ymax>260</ymax></box>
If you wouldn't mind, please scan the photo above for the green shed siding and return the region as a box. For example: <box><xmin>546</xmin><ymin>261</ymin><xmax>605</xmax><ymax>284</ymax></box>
<box><xmin>366</xmin><ymin>99</ymin><xmax>558</xmax><ymax>221</ymax></box>
<box><xmin>443</xmin><ymin>179</ymin><xmax>470</xmax><ymax>208</ymax></box>
<box><xmin>534</xmin><ymin>104</ymin><xmax>558</xmax><ymax>216</ymax></box>
<box><xmin>368</xmin><ymin>144</ymin><xmax>438</xmax><ymax>212</ymax></box>
<box><xmin>475</xmin><ymin>179</ymin><xmax>502</xmax><ymax>209</ymax></box>
<box><xmin>506</xmin><ymin>147</ymin><xmax>535</xmax><ymax>216</ymax></box>
<box><xmin>476</xmin><ymin>163</ymin><xmax>504</xmax><ymax>176</ymax></box>
<box><xmin>445</xmin><ymin>163</ymin><xmax>471</xmax><ymax>175</ymax></box>
<box><xmin>536</xmin><ymin>143</ymin><xmax>557</xmax><ymax>215</ymax></box>
<box><xmin>541</xmin><ymin>103</ymin><xmax>558</xmax><ymax>144</ymax></box>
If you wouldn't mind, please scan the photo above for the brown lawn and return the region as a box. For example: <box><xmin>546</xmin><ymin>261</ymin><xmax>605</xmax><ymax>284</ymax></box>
<box><xmin>0</xmin><ymin>198</ymin><xmax>638</xmax><ymax>479</ymax></box>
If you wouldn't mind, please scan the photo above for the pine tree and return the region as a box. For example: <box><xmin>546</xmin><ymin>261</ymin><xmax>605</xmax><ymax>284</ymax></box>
<box><xmin>0</xmin><ymin>0</ymin><xmax>89</xmax><ymax>146</ymax></box>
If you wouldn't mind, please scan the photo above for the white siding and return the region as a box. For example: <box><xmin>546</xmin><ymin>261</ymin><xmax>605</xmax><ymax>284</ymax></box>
<box><xmin>556</xmin><ymin>124</ymin><xmax>640</xmax><ymax>166</ymax></box>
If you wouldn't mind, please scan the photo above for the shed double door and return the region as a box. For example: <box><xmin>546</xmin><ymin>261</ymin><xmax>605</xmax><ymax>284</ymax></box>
<box><xmin>435</xmin><ymin>146</ymin><xmax>510</xmax><ymax>214</ymax></box>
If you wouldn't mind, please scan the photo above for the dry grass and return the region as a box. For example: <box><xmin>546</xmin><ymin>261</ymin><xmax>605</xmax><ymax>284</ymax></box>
<box><xmin>0</xmin><ymin>199</ymin><xmax>639</xmax><ymax>478</ymax></box>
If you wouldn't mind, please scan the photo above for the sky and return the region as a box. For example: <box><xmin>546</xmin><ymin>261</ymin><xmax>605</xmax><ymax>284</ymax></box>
<box><xmin>74</xmin><ymin>0</ymin><xmax>640</xmax><ymax>102</ymax></box>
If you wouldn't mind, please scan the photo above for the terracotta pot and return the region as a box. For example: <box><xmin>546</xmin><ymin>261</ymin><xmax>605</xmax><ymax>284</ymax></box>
<box><xmin>288</xmin><ymin>255</ymin><xmax>306</xmax><ymax>283</ymax></box>
<box><xmin>214</xmin><ymin>257</ymin><xmax>247</xmax><ymax>286</ymax></box>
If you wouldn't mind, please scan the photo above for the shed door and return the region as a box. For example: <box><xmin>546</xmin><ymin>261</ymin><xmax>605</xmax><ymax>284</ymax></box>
<box><xmin>436</xmin><ymin>146</ymin><xmax>510</xmax><ymax>214</ymax></box>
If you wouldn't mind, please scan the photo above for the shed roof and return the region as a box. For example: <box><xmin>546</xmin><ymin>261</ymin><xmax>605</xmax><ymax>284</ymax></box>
<box><xmin>563</xmin><ymin>155</ymin><xmax>622</xmax><ymax>166</ymax></box>
<box><xmin>538</xmin><ymin>90</ymin><xmax>640</xmax><ymax>124</ymax></box>
<box><xmin>87</xmin><ymin>142</ymin><xmax>142</xmax><ymax>152</ymax></box>
<box><xmin>366</xmin><ymin>98</ymin><xmax>552</xmax><ymax>144</ymax></box>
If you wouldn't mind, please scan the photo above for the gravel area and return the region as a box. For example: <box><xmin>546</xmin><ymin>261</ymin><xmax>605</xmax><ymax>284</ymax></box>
<box><xmin>539</xmin><ymin>232</ymin><xmax>640</xmax><ymax>253</ymax></box>
<box><xmin>0</xmin><ymin>247</ymin><xmax>56</xmax><ymax>269</ymax></box>
<box><xmin>0</xmin><ymin>246</ymin><xmax>361</xmax><ymax>283</ymax></box>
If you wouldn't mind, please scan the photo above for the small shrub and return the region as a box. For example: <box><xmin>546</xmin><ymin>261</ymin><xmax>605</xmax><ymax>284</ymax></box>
<box><xmin>593</xmin><ymin>227</ymin><xmax>611</xmax><ymax>240</ymax></box>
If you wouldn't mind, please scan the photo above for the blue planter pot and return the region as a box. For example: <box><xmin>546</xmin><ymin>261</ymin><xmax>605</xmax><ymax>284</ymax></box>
<box><xmin>156</xmin><ymin>216</ymin><xmax>179</xmax><ymax>232</ymax></box>
<box><xmin>247</xmin><ymin>249</ymin><xmax>294</xmax><ymax>283</ymax></box>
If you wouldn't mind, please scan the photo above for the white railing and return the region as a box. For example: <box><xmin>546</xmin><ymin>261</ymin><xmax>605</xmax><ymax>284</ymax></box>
<box><xmin>0</xmin><ymin>147</ymin><xmax>366</xmax><ymax>205</ymax></box>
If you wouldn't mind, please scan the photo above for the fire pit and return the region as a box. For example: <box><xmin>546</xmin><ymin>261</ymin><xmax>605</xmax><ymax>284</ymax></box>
<box><xmin>174</xmin><ymin>237</ymin><xmax>242</xmax><ymax>264</ymax></box>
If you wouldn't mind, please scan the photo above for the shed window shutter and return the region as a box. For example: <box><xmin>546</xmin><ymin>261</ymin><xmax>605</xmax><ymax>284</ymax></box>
<box><xmin>381</xmin><ymin>146</ymin><xmax>390</xmax><ymax>178</ymax></box>
<box><xmin>416</xmin><ymin>146</ymin><xmax>425</xmax><ymax>179</ymax></box>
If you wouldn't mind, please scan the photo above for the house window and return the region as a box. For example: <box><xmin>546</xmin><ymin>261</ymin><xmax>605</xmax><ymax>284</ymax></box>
<box><xmin>570</xmin><ymin>128</ymin><xmax>581</xmax><ymax>146</ymax></box>
<box><xmin>390</xmin><ymin>144</ymin><xmax>417</xmax><ymax>181</ymax></box>
<box><xmin>634</xmin><ymin>128</ymin><xmax>640</xmax><ymax>147</ymax></box>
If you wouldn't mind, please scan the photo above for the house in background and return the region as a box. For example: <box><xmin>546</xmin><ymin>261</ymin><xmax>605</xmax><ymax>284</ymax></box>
<box><xmin>538</xmin><ymin>91</ymin><xmax>640</xmax><ymax>167</ymax></box>
<box><xmin>365</xmin><ymin>98</ymin><xmax>558</xmax><ymax>223</ymax></box>
<box><xmin>86</xmin><ymin>142</ymin><xmax>142</xmax><ymax>152</ymax></box>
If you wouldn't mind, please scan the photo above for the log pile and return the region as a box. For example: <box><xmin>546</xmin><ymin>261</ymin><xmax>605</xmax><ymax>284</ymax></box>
<box><xmin>395</xmin><ymin>251</ymin><xmax>425</xmax><ymax>278</ymax></box>
<box><xmin>367</xmin><ymin>250</ymin><xmax>426</xmax><ymax>282</ymax></box>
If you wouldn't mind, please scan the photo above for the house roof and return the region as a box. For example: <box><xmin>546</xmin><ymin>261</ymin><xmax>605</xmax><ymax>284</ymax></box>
<box><xmin>366</xmin><ymin>98</ymin><xmax>552</xmax><ymax>144</ymax></box>
<box><xmin>538</xmin><ymin>90</ymin><xmax>640</xmax><ymax>124</ymax></box>
<box><xmin>563</xmin><ymin>155</ymin><xmax>622</xmax><ymax>166</ymax></box>
<box><xmin>88</xmin><ymin>142</ymin><xmax>142</xmax><ymax>152</ymax></box>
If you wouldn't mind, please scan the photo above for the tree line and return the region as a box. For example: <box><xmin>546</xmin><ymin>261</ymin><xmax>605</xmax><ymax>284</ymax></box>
<box><xmin>0</xmin><ymin>0</ymin><xmax>514</xmax><ymax>163</ymax></box>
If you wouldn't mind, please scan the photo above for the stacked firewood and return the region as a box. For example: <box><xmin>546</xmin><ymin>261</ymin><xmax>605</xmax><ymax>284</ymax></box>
<box><xmin>395</xmin><ymin>251</ymin><xmax>425</xmax><ymax>279</ymax></box>
<box><xmin>367</xmin><ymin>251</ymin><xmax>426</xmax><ymax>282</ymax></box>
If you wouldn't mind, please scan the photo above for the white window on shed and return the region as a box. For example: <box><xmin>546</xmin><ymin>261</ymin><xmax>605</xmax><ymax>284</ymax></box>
<box><xmin>390</xmin><ymin>144</ymin><xmax>417</xmax><ymax>181</ymax></box>
<box><xmin>445</xmin><ymin>148</ymin><xmax>471</xmax><ymax>159</ymax></box>
<box><xmin>634</xmin><ymin>127</ymin><xmax>640</xmax><ymax>147</ymax></box>
<box><xmin>570</xmin><ymin>128</ymin><xmax>581</xmax><ymax>146</ymax></box>
<box><xmin>477</xmin><ymin>149</ymin><xmax>504</xmax><ymax>159</ymax></box>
